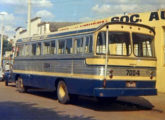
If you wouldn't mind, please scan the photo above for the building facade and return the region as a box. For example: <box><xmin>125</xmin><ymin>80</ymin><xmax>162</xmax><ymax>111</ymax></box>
<box><xmin>14</xmin><ymin>17</ymin><xmax>80</xmax><ymax>45</ymax></box>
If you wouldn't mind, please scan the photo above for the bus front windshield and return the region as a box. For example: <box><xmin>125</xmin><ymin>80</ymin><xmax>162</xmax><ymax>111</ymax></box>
<box><xmin>96</xmin><ymin>31</ymin><xmax>154</xmax><ymax>57</ymax></box>
<box><xmin>97</xmin><ymin>31</ymin><xmax>131</xmax><ymax>56</ymax></box>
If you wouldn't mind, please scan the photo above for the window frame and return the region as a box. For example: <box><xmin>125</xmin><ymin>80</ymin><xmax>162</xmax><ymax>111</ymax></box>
<box><xmin>16</xmin><ymin>43</ymin><xmax>24</xmax><ymax>57</ymax></box>
<box><xmin>57</xmin><ymin>39</ymin><xmax>66</xmax><ymax>55</ymax></box>
<box><xmin>24</xmin><ymin>43</ymin><xmax>31</xmax><ymax>56</ymax></box>
<box><xmin>50</xmin><ymin>40</ymin><xmax>56</xmax><ymax>55</ymax></box>
<box><xmin>31</xmin><ymin>43</ymin><xmax>37</xmax><ymax>56</ymax></box>
<box><xmin>132</xmin><ymin>32</ymin><xmax>155</xmax><ymax>58</ymax></box>
<box><xmin>43</xmin><ymin>41</ymin><xmax>52</xmax><ymax>55</ymax></box>
<box><xmin>36</xmin><ymin>42</ymin><xmax>42</xmax><ymax>56</ymax></box>
<box><xmin>96</xmin><ymin>31</ymin><xmax>131</xmax><ymax>56</ymax></box>
<box><xmin>65</xmin><ymin>38</ymin><xmax>73</xmax><ymax>54</ymax></box>
<box><xmin>84</xmin><ymin>35</ymin><xmax>93</xmax><ymax>54</ymax></box>
<box><xmin>74</xmin><ymin>36</ymin><xmax>85</xmax><ymax>54</ymax></box>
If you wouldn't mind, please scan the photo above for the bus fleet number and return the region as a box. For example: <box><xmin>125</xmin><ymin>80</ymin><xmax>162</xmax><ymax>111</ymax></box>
<box><xmin>126</xmin><ymin>70</ymin><xmax>140</xmax><ymax>76</ymax></box>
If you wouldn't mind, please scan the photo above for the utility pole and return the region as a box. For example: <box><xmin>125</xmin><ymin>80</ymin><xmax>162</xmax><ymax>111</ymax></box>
<box><xmin>27</xmin><ymin>0</ymin><xmax>31</xmax><ymax>36</ymax></box>
<box><xmin>0</xmin><ymin>13</ymin><xmax>4</xmax><ymax>67</ymax></box>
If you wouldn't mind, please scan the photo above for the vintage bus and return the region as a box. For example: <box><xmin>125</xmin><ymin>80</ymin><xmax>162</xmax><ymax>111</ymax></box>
<box><xmin>12</xmin><ymin>22</ymin><xmax>157</xmax><ymax>104</ymax></box>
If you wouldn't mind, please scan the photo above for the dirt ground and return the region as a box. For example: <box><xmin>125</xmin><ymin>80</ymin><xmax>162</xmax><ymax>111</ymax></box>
<box><xmin>0</xmin><ymin>82</ymin><xmax>164</xmax><ymax>120</ymax></box>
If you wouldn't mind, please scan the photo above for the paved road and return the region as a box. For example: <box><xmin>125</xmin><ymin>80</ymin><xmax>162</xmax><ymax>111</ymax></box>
<box><xmin>0</xmin><ymin>82</ymin><xmax>165</xmax><ymax>120</ymax></box>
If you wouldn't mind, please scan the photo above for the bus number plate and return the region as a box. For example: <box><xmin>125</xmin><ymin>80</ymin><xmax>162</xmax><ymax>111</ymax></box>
<box><xmin>126</xmin><ymin>70</ymin><xmax>140</xmax><ymax>76</ymax></box>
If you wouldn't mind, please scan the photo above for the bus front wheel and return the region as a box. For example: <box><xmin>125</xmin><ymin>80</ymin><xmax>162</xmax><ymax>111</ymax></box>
<box><xmin>16</xmin><ymin>77</ymin><xmax>28</xmax><ymax>93</ymax></box>
<box><xmin>57</xmin><ymin>80</ymin><xmax>70</xmax><ymax>104</ymax></box>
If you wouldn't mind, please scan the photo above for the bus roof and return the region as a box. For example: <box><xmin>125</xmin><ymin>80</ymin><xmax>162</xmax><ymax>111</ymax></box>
<box><xmin>16</xmin><ymin>22</ymin><xmax>155</xmax><ymax>43</ymax></box>
<box><xmin>96</xmin><ymin>22</ymin><xmax>155</xmax><ymax>34</ymax></box>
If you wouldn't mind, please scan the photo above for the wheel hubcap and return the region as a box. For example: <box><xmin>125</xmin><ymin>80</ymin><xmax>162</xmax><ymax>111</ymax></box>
<box><xmin>59</xmin><ymin>84</ymin><xmax>66</xmax><ymax>98</ymax></box>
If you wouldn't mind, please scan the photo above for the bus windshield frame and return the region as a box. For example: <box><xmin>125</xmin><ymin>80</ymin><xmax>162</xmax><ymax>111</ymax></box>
<box><xmin>96</xmin><ymin>31</ymin><xmax>155</xmax><ymax>57</ymax></box>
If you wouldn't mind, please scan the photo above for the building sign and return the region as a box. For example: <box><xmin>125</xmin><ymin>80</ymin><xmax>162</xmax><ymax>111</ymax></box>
<box><xmin>58</xmin><ymin>10</ymin><xmax>165</xmax><ymax>32</ymax></box>
<box><xmin>58</xmin><ymin>19</ymin><xmax>108</xmax><ymax>31</ymax></box>
<box><xmin>149</xmin><ymin>11</ymin><xmax>165</xmax><ymax>21</ymax></box>
<box><xmin>111</xmin><ymin>10</ymin><xmax>165</xmax><ymax>23</ymax></box>
<box><xmin>111</xmin><ymin>14</ymin><xmax>141</xmax><ymax>23</ymax></box>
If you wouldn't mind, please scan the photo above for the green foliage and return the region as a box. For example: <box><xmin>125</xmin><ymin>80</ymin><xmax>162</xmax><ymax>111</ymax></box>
<box><xmin>3</xmin><ymin>39</ymin><xmax>12</xmax><ymax>55</ymax></box>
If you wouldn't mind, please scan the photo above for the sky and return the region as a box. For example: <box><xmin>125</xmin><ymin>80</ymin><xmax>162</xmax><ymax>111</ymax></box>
<box><xmin>0</xmin><ymin>0</ymin><xmax>165</xmax><ymax>38</ymax></box>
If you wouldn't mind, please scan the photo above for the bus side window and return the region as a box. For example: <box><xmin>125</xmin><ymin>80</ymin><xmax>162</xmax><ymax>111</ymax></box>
<box><xmin>76</xmin><ymin>38</ymin><xmax>84</xmax><ymax>54</ymax></box>
<box><xmin>36</xmin><ymin>43</ymin><xmax>41</xmax><ymax>56</ymax></box>
<box><xmin>97</xmin><ymin>32</ymin><xmax>106</xmax><ymax>54</ymax></box>
<box><xmin>85</xmin><ymin>36</ymin><xmax>93</xmax><ymax>53</ymax></box>
<box><xmin>17</xmin><ymin>45</ymin><xmax>24</xmax><ymax>56</ymax></box>
<box><xmin>24</xmin><ymin>44</ymin><xmax>31</xmax><ymax>56</ymax></box>
<box><xmin>58</xmin><ymin>40</ymin><xmax>66</xmax><ymax>54</ymax></box>
<box><xmin>23</xmin><ymin>44</ymin><xmax>26</xmax><ymax>56</ymax></box>
<box><xmin>50</xmin><ymin>41</ymin><xmax>56</xmax><ymax>54</ymax></box>
<box><xmin>66</xmin><ymin>38</ymin><xmax>72</xmax><ymax>54</ymax></box>
<box><xmin>43</xmin><ymin>42</ymin><xmax>51</xmax><ymax>55</ymax></box>
<box><xmin>32</xmin><ymin>43</ymin><xmax>37</xmax><ymax>56</ymax></box>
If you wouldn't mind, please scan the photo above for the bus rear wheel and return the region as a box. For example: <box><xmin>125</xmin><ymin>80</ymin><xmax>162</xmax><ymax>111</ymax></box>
<box><xmin>16</xmin><ymin>77</ymin><xmax>28</xmax><ymax>93</ymax></box>
<box><xmin>57</xmin><ymin>80</ymin><xmax>70</xmax><ymax>104</ymax></box>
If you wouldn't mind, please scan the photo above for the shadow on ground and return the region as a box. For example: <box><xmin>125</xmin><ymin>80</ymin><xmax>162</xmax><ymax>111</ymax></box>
<box><xmin>0</xmin><ymin>101</ymin><xmax>95</xmax><ymax>120</ymax></box>
<box><xmin>27</xmin><ymin>90</ymin><xmax>154</xmax><ymax>111</ymax></box>
<box><xmin>0</xmin><ymin>82</ymin><xmax>16</xmax><ymax>88</ymax></box>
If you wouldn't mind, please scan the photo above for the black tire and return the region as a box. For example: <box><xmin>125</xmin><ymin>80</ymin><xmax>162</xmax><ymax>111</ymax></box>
<box><xmin>16</xmin><ymin>77</ymin><xmax>28</xmax><ymax>93</ymax></box>
<box><xmin>5</xmin><ymin>80</ymin><xmax>8</xmax><ymax>86</ymax></box>
<box><xmin>57</xmin><ymin>80</ymin><xmax>70</xmax><ymax>104</ymax></box>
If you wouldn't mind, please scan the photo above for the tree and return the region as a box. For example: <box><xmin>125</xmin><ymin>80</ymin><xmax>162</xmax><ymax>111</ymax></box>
<box><xmin>2</xmin><ymin>39</ymin><xmax>12</xmax><ymax>55</ymax></box>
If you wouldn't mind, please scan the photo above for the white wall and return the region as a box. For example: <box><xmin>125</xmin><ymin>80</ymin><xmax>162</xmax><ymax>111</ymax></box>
<box><xmin>38</xmin><ymin>23</ymin><xmax>50</xmax><ymax>35</ymax></box>
<box><xmin>14</xmin><ymin>18</ymin><xmax>51</xmax><ymax>46</ymax></box>
<box><xmin>31</xmin><ymin>18</ymin><xmax>41</xmax><ymax>36</ymax></box>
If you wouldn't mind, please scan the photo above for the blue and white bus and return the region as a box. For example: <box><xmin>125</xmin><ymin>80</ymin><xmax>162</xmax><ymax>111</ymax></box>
<box><xmin>13</xmin><ymin>22</ymin><xmax>157</xmax><ymax>104</ymax></box>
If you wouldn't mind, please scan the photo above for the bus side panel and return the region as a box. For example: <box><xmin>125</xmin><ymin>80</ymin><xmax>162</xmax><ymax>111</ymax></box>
<box><xmin>13</xmin><ymin>72</ymin><xmax>157</xmax><ymax>97</ymax></box>
<box><xmin>13</xmin><ymin>72</ymin><xmax>103</xmax><ymax>96</ymax></box>
<box><xmin>14</xmin><ymin>73</ymin><xmax>56</xmax><ymax>90</ymax></box>
<box><xmin>65</xmin><ymin>78</ymin><xmax>102</xmax><ymax>96</ymax></box>
<box><xmin>28</xmin><ymin>74</ymin><xmax>56</xmax><ymax>90</ymax></box>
